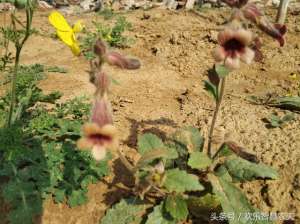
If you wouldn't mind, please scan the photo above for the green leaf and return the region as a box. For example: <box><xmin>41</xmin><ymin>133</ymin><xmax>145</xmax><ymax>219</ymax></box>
<box><xmin>214</xmin><ymin>165</ymin><xmax>232</xmax><ymax>182</ymax></box>
<box><xmin>67</xmin><ymin>189</ymin><xmax>88</xmax><ymax>207</ymax></box>
<box><xmin>269</xmin><ymin>115</ymin><xmax>281</xmax><ymax>127</ymax></box>
<box><xmin>138</xmin><ymin>133</ymin><xmax>164</xmax><ymax>155</ymax></box>
<box><xmin>187</xmin><ymin>194</ymin><xmax>221</xmax><ymax>219</ymax></box>
<box><xmin>266</xmin><ymin>113</ymin><xmax>295</xmax><ymax>128</ymax></box>
<box><xmin>8</xmin><ymin>197</ymin><xmax>42</xmax><ymax>224</ymax></box>
<box><xmin>215</xmin><ymin>64</ymin><xmax>230</xmax><ymax>78</ymax></box>
<box><xmin>146</xmin><ymin>203</ymin><xmax>177</xmax><ymax>224</ymax></box>
<box><xmin>204</xmin><ymin>80</ymin><xmax>218</xmax><ymax>101</ymax></box>
<box><xmin>163</xmin><ymin>168</ymin><xmax>204</xmax><ymax>193</ymax></box>
<box><xmin>137</xmin><ymin>148</ymin><xmax>178</xmax><ymax>168</ymax></box>
<box><xmin>224</xmin><ymin>156</ymin><xmax>279</xmax><ymax>181</ymax></box>
<box><xmin>213</xmin><ymin>143</ymin><xmax>258</xmax><ymax>163</ymax></box>
<box><xmin>213</xmin><ymin>144</ymin><xmax>234</xmax><ymax>159</ymax></box>
<box><xmin>208</xmin><ymin>174</ymin><xmax>271</xmax><ymax>224</ymax></box>
<box><xmin>111</xmin><ymin>77</ymin><xmax>121</xmax><ymax>85</ymax></box>
<box><xmin>271</xmin><ymin>96</ymin><xmax>300</xmax><ymax>111</ymax></box>
<box><xmin>101</xmin><ymin>199</ymin><xmax>147</xmax><ymax>224</ymax></box>
<box><xmin>54</xmin><ymin>188</ymin><xmax>65</xmax><ymax>203</ymax></box>
<box><xmin>281</xmin><ymin>113</ymin><xmax>295</xmax><ymax>122</ymax></box>
<box><xmin>188</xmin><ymin>151</ymin><xmax>212</xmax><ymax>170</ymax></box>
<box><xmin>46</xmin><ymin>66</ymin><xmax>68</xmax><ymax>73</ymax></box>
<box><xmin>165</xmin><ymin>195</ymin><xmax>188</xmax><ymax>221</ymax></box>
<box><xmin>172</xmin><ymin>127</ymin><xmax>204</xmax><ymax>153</ymax></box>
<box><xmin>2</xmin><ymin>181</ymin><xmax>36</xmax><ymax>203</ymax></box>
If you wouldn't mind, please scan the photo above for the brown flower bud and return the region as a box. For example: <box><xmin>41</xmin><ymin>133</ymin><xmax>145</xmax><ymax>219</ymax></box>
<box><xmin>242</xmin><ymin>3</ymin><xmax>286</xmax><ymax>46</ymax></box>
<box><xmin>91</xmin><ymin>97</ymin><xmax>113</xmax><ymax>128</ymax></box>
<box><xmin>221</xmin><ymin>0</ymin><xmax>248</xmax><ymax>8</ymax></box>
<box><xmin>94</xmin><ymin>71</ymin><xmax>110</xmax><ymax>97</ymax></box>
<box><xmin>94</xmin><ymin>39</ymin><xmax>107</xmax><ymax>58</ymax></box>
<box><xmin>106</xmin><ymin>51</ymin><xmax>141</xmax><ymax>70</ymax></box>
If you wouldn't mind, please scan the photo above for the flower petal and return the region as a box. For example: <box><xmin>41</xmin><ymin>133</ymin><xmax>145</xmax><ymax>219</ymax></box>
<box><xmin>240</xmin><ymin>47</ymin><xmax>255</xmax><ymax>64</ymax></box>
<box><xmin>92</xmin><ymin>145</ymin><xmax>107</xmax><ymax>161</ymax></box>
<box><xmin>70</xmin><ymin>42</ymin><xmax>81</xmax><ymax>56</ymax></box>
<box><xmin>218</xmin><ymin>29</ymin><xmax>234</xmax><ymax>45</ymax></box>
<box><xmin>82</xmin><ymin>123</ymin><xmax>117</xmax><ymax>141</ymax></box>
<box><xmin>77</xmin><ymin>137</ymin><xmax>94</xmax><ymax>149</ymax></box>
<box><xmin>72</xmin><ymin>20</ymin><xmax>83</xmax><ymax>33</ymax></box>
<box><xmin>99</xmin><ymin>124</ymin><xmax>117</xmax><ymax>138</ymax></box>
<box><xmin>213</xmin><ymin>46</ymin><xmax>226</xmax><ymax>62</ymax></box>
<box><xmin>82</xmin><ymin>123</ymin><xmax>102</xmax><ymax>136</ymax></box>
<box><xmin>235</xmin><ymin>29</ymin><xmax>253</xmax><ymax>45</ymax></box>
<box><xmin>225</xmin><ymin>57</ymin><xmax>240</xmax><ymax>70</ymax></box>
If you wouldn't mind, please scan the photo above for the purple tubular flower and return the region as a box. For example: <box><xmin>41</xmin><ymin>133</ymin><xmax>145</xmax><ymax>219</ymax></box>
<box><xmin>77</xmin><ymin>98</ymin><xmax>117</xmax><ymax>161</ymax></box>
<box><xmin>106</xmin><ymin>51</ymin><xmax>141</xmax><ymax>70</ymax></box>
<box><xmin>93</xmin><ymin>38</ymin><xmax>141</xmax><ymax>70</ymax></box>
<box><xmin>242</xmin><ymin>3</ymin><xmax>287</xmax><ymax>46</ymax></box>
<box><xmin>94</xmin><ymin>71</ymin><xmax>111</xmax><ymax>97</ymax></box>
<box><xmin>213</xmin><ymin>27</ymin><xmax>255</xmax><ymax>70</ymax></box>
<box><xmin>221</xmin><ymin>0</ymin><xmax>248</xmax><ymax>8</ymax></box>
<box><xmin>90</xmin><ymin>97</ymin><xmax>113</xmax><ymax>127</ymax></box>
<box><xmin>94</xmin><ymin>39</ymin><xmax>107</xmax><ymax>57</ymax></box>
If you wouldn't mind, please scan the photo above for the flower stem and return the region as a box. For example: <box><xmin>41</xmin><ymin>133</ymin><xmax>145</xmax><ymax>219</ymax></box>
<box><xmin>7</xmin><ymin>48</ymin><xmax>21</xmax><ymax>127</ymax></box>
<box><xmin>116</xmin><ymin>148</ymin><xmax>134</xmax><ymax>173</ymax></box>
<box><xmin>6</xmin><ymin>7</ymin><xmax>33</xmax><ymax>127</ymax></box>
<box><xmin>207</xmin><ymin>77</ymin><xmax>226</xmax><ymax>158</ymax></box>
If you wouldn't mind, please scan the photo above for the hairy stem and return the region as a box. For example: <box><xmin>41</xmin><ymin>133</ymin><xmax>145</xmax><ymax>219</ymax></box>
<box><xmin>7</xmin><ymin>48</ymin><xmax>21</xmax><ymax>127</ymax></box>
<box><xmin>276</xmin><ymin>0</ymin><xmax>290</xmax><ymax>25</ymax></box>
<box><xmin>7</xmin><ymin>7</ymin><xmax>33</xmax><ymax>127</ymax></box>
<box><xmin>116</xmin><ymin>148</ymin><xmax>135</xmax><ymax>173</ymax></box>
<box><xmin>207</xmin><ymin>77</ymin><xmax>226</xmax><ymax>158</ymax></box>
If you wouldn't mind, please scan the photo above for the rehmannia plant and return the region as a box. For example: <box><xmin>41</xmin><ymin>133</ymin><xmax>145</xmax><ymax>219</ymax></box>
<box><xmin>77</xmin><ymin>39</ymin><xmax>140</xmax><ymax>161</ymax></box>
<box><xmin>99</xmin><ymin>1</ymin><xmax>285</xmax><ymax>224</ymax></box>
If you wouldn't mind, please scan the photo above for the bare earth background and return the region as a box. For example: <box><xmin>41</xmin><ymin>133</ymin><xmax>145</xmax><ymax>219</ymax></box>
<box><xmin>0</xmin><ymin>6</ymin><xmax>300</xmax><ymax>224</ymax></box>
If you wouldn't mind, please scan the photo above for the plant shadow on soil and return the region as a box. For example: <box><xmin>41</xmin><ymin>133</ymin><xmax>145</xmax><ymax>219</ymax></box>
<box><xmin>123</xmin><ymin>117</ymin><xmax>178</xmax><ymax>148</ymax></box>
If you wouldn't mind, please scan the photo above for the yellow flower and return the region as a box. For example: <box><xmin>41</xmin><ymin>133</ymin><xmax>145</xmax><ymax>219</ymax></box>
<box><xmin>48</xmin><ymin>11</ymin><xmax>83</xmax><ymax>56</ymax></box>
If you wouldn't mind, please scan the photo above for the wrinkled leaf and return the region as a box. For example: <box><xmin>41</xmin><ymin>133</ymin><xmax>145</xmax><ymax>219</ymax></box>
<box><xmin>214</xmin><ymin>142</ymin><xmax>258</xmax><ymax>163</ymax></box>
<box><xmin>146</xmin><ymin>203</ymin><xmax>177</xmax><ymax>224</ymax></box>
<box><xmin>208</xmin><ymin>174</ymin><xmax>271</xmax><ymax>224</ymax></box>
<box><xmin>265</xmin><ymin>113</ymin><xmax>295</xmax><ymax>128</ymax></box>
<box><xmin>188</xmin><ymin>151</ymin><xmax>212</xmax><ymax>170</ymax></box>
<box><xmin>214</xmin><ymin>165</ymin><xmax>232</xmax><ymax>182</ymax></box>
<box><xmin>187</xmin><ymin>194</ymin><xmax>221</xmax><ymax>219</ymax></box>
<box><xmin>165</xmin><ymin>195</ymin><xmax>188</xmax><ymax>221</ymax></box>
<box><xmin>172</xmin><ymin>127</ymin><xmax>204</xmax><ymax>153</ymax></box>
<box><xmin>138</xmin><ymin>133</ymin><xmax>164</xmax><ymax>155</ymax></box>
<box><xmin>224</xmin><ymin>155</ymin><xmax>279</xmax><ymax>181</ymax></box>
<box><xmin>271</xmin><ymin>96</ymin><xmax>300</xmax><ymax>111</ymax></box>
<box><xmin>282</xmin><ymin>113</ymin><xmax>295</xmax><ymax>122</ymax></box>
<box><xmin>248</xmin><ymin>95</ymin><xmax>300</xmax><ymax>111</ymax></box>
<box><xmin>163</xmin><ymin>168</ymin><xmax>204</xmax><ymax>193</ymax></box>
<box><xmin>101</xmin><ymin>199</ymin><xmax>147</xmax><ymax>224</ymax></box>
<box><xmin>137</xmin><ymin>147</ymin><xmax>178</xmax><ymax>168</ymax></box>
